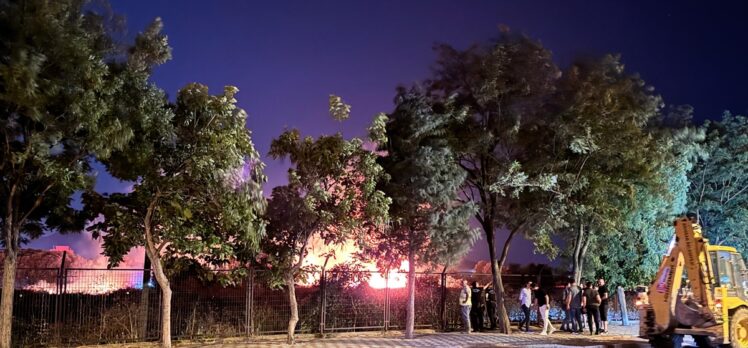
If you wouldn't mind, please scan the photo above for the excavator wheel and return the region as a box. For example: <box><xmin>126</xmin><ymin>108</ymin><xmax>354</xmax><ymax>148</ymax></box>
<box><xmin>730</xmin><ymin>307</ymin><xmax>748</xmax><ymax>348</ymax></box>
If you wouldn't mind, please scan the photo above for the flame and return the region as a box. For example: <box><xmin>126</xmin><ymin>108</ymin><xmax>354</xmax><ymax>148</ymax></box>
<box><xmin>367</xmin><ymin>261</ymin><xmax>408</xmax><ymax>289</ymax></box>
<box><xmin>303</xmin><ymin>238</ymin><xmax>408</xmax><ymax>289</ymax></box>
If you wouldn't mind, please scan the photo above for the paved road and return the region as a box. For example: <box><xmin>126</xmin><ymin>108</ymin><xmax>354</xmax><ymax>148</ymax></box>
<box><xmin>83</xmin><ymin>321</ymin><xmax>647</xmax><ymax>348</ymax></box>
<box><xmin>177</xmin><ymin>321</ymin><xmax>646</xmax><ymax>348</ymax></box>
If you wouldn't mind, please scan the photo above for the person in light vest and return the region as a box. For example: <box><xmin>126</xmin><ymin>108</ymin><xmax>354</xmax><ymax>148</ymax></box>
<box><xmin>459</xmin><ymin>279</ymin><xmax>472</xmax><ymax>334</ymax></box>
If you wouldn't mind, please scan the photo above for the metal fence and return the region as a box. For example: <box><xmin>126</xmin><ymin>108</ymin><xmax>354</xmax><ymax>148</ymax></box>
<box><xmin>4</xmin><ymin>265</ymin><xmax>639</xmax><ymax>347</ymax></box>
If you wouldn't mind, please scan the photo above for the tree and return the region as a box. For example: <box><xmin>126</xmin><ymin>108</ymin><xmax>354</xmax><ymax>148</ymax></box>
<box><xmin>427</xmin><ymin>32</ymin><xmax>561</xmax><ymax>334</ymax></box>
<box><xmin>594</xmin><ymin>106</ymin><xmax>704</xmax><ymax>287</ymax></box>
<box><xmin>361</xmin><ymin>89</ymin><xmax>478</xmax><ymax>338</ymax></box>
<box><xmin>689</xmin><ymin>112</ymin><xmax>748</xmax><ymax>258</ymax></box>
<box><xmin>262</xmin><ymin>96</ymin><xmax>389</xmax><ymax>344</ymax></box>
<box><xmin>0</xmin><ymin>1</ymin><xmax>169</xmax><ymax>346</ymax></box>
<box><xmin>550</xmin><ymin>55</ymin><xmax>667</xmax><ymax>284</ymax></box>
<box><xmin>85</xmin><ymin>83</ymin><xmax>267</xmax><ymax>348</ymax></box>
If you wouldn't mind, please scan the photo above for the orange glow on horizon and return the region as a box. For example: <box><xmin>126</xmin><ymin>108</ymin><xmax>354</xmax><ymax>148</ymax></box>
<box><xmin>303</xmin><ymin>237</ymin><xmax>410</xmax><ymax>289</ymax></box>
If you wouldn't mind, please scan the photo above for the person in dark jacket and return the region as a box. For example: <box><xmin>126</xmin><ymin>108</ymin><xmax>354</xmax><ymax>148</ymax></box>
<box><xmin>534</xmin><ymin>283</ymin><xmax>556</xmax><ymax>335</ymax></box>
<box><xmin>582</xmin><ymin>281</ymin><xmax>601</xmax><ymax>335</ymax></box>
<box><xmin>470</xmin><ymin>281</ymin><xmax>488</xmax><ymax>331</ymax></box>
<box><xmin>486</xmin><ymin>284</ymin><xmax>497</xmax><ymax>330</ymax></box>
<box><xmin>597</xmin><ymin>278</ymin><xmax>609</xmax><ymax>333</ymax></box>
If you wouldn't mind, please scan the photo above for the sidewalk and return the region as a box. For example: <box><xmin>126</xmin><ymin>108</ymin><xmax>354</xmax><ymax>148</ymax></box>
<box><xmin>88</xmin><ymin>321</ymin><xmax>645</xmax><ymax>348</ymax></box>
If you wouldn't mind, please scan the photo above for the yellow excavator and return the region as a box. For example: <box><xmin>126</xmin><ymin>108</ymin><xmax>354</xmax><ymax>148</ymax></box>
<box><xmin>639</xmin><ymin>216</ymin><xmax>748</xmax><ymax>347</ymax></box>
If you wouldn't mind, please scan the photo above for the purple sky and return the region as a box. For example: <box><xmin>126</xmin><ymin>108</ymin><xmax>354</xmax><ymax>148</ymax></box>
<box><xmin>27</xmin><ymin>0</ymin><xmax>748</xmax><ymax>267</ymax></box>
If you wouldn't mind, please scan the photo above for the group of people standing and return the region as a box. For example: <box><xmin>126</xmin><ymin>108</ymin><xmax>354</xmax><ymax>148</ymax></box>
<box><xmin>459</xmin><ymin>278</ymin><xmax>611</xmax><ymax>335</ymax></box>
<box><xmin>458</xmin><ymin>280</ymin><xmax>497</xmax><ymax>333</ymax></box>
<box><xmin>558</xmin><ymin>278</ymin><xmax>610</xmax><ymax>335</ymax></box>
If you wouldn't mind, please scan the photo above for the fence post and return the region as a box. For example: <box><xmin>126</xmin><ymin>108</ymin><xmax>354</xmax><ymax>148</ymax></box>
<box><xmin>139</xmin><ymin>256</ymin><xmax>151</xmax><ymax>339</ymax></box>
<box><xmin>439</xmin><ymin>269</ymin><xmax>447</xmax><ymax>331</ymax></box>
<box><xmin>246</xmin><ymin>268</ymin><xmax>255</xmax><ymax>337</ymax></box>
<box><xmin>61</xmin><ymin>267</ymin><xmax>68</xmax><ymax>336</ymax></box>
<box><xmin>318</xmin><ymin>269</ymin><xmax>326</xmax><ymax>336</ymax></box>
<box><xmin>383</xmin><ymin>273</ymin><xmax>390</xmax><ymax>333</ymax></box>
<box><xmin>54</xmin><ymin>251</ymin><xmax>67</xmax><ymax>342</ymax></box>
<box><xmin>617</xmin><ymin>286</ymin><xmax>629</xmax><ymax>326</ymax></box>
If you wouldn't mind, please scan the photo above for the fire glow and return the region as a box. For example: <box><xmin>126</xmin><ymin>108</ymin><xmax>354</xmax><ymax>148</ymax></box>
<box><xmin>367</xmin><ymin>262</ymin><xmax>408</xmax><ymax>289</ymax></box>
<box><xmin>20</xmin><ymin>237</ymin><xmax>411</xmax><ymax>295</ymax></box>
<box><xmin>23</xmin><ymin>273</ymin><xmax>144</xmax><ymax>295</ymax></box>
<box><xmin>301</xmin><ymin>237</ymin><xmax>409</xmax><ymax>289</ymax></box>
<box><xmin>14</xmin><ymin>245</ymin><xmax>146</xmax><ymax>295</ymax></box>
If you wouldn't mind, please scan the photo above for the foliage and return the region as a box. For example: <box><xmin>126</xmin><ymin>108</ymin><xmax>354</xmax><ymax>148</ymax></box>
<box><xmin>360</xmin><ymin>89</ymin><xmax>479</xmax><ymax>272</ymax></box>
<box><xmin>0</xmin><ymin>0</ymin><xmax>165</xmax><ymax>250</ymax></box>
<box><xmin>260</xmin><ymin>95</ymin><xmax>389</xmax><ymax>343</ymax></box>
<box><xmin>262</xmin><ymin>95</ymin><xmax>389</xmax><ymax>278</ymax></box>
<box><xmin>598</xmin><ymin>106</ymin><xmax>705</xmax><ymax>287</ymax></box>
<box><xmin>550</xmin><ymin>55</ymin><xmax>672</xmax><ymax>285</ymax></box>
<box><xmin>688</xmin><ymin>112</ymin><xmax>748</xmax><ymax>258</ymax></box>
<box><xmin>86</xmin><ymin>82</ymin><xmax>267</xmax><ymax>276</ymax></box>
<box><xmin>359</xmin><ymin>88</ymin><xmax>479</xmax><ymax>338</ymax></box>
<box><xmin>85</xmin><ymin>81</ymin><xmax>266</xmax><ymax>348</ymax></box>
<box><xmin>427</xmin><ymin>31</ymin><xmax>562</xmax><ymax>334</ymax></box>
<box><xmin>0</xmin><ymin>1</ymin><xmax>172</xmax><ymax>346</ymax></box>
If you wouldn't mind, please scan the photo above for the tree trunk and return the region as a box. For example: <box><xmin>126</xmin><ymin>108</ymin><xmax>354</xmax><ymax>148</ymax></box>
<box><xmin>150</xmin><ymin>254</ymin><xmax>172</xmax><ymax>348</ymax></box>
<box><xmin>286</xmin><ymin>273</ymin><xmax>298</xmax><ymax>344</ymax></box>
<box><xmin>0</xmin><ymin>245</ymin><xmax>17</xmax><ymax>348</ymax></box>
<box><xmin>572</xmin><ymin>223</ymin><xmax>591</xmax><ymax>285</ymax></box>
<box><xmin>404</xmin><ymin>247</ymin><xmax>416</xmax><ymax>339</ymax></box>
<box><xmin>484</xmin><ymin>221</ymin><xmax>511</xmax><ymax>334</ymax></box>
<box><xmin>579</xmin><ymin>238</ymin><xmax>590</xmax><ymax>283</ymax></box>
<box><xmin>572</xmin><ymin>224</ymin><xmax>584</xmax><ymax>285</ymax></box>
<box><xmin>495</xmin><ymin>226</ymin><xmax>519</xmax><ymax>335</ymax></box>
<box><xmin>0</xmin><ymin>212</ymin><xmax>19</xmax><ymax>348</ymax></box>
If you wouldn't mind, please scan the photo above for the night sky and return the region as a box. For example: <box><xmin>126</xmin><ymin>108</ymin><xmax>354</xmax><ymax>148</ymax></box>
<box><xmin>27</xmin><ymin>0</ymin><xmax>748</xmax><ymax>267</ymax></box>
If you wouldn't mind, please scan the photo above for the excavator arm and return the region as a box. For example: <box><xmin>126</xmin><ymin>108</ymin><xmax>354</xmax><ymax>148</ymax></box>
<box><xmin>646</xmin><ymin>217</ymin><xmax>718</xmax><ymax>334</ymax></box>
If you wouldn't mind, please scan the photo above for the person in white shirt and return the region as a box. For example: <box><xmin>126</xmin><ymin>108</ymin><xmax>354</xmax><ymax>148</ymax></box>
<box><xmin>459</xmin><ymin>279</ymin><xmax>472</xmax><ymax>334</ymax></box>
<box><xmin>519</xmin><ymin>281</ymin><xmax>532</xmax><ymax>332</ymax></box>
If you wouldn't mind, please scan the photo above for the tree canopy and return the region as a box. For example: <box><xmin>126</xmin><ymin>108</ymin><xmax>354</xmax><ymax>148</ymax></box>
<box><xmin>549</xmin><ymin>55</ymin><xmax>668</xmax><ymax>285</ymax></box>
<box><xmin>0</xmin><ymin>1</ymin><xmax>170</xmax><ymax>346</ymax></box>
<box><xmin>261</xmin><ymin>96</ymin><xmax>390</xmax><ymax>344</ymax></box>
<box><xmin>85</xmin><ymin>83</ymin><xmax>267</xmax><ymax>347</ymax></box>
<box><xmin>361</xmin><ymin>89</ymin><xmax>479</xmax><ymax>338</ymax></box>
<box><xmin>689</xmin><ymin>112</ymin><xmax>748</xmax><ymax>259</ymax></box>
<box><xmin>427</xmin><ymin>32</ymin><xmax>562</xmax><ymax>334</ymax></box>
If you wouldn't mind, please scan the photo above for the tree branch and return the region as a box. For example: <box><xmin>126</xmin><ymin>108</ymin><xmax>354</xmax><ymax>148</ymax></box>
<box><xmin>143</xmin><ymin>190</ymin><xmax>162</xmax><ymax>258</ymax></box>
<box><xmin>724</xmin><ymin>182</ymin><xmax>748</xmax><ymax>205</ymax></box>
<box><xmin>17</xmin><ymin>182</ymin><xmax>54</xmax><ymax>227</ymax></box>
<box><xmin>498</xmin><ymin>222</ymin><xmax>524</xmax><ymax>268</ymax></box>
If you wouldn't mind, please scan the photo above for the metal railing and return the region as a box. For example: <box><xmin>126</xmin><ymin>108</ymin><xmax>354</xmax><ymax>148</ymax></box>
<box><xmin>3</xmin><ymin>262</ymin><xmax>639</xmax><ymax>347</ymax></box>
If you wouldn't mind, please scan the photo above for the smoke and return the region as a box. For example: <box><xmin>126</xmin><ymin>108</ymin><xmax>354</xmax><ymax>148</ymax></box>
<box><xmin>7</xmin><ymin>245</ymin><xmax>145</xmax><ymax>294</ymax></box>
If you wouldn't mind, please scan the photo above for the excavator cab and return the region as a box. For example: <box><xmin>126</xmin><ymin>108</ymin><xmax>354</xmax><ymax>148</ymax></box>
<box><xmin>710</xmin><ymin>249</ymin><xmax>748</xmax><ymax>303</ymax></box>
<box><xmin>640</xmin><ymin>217</ymin><xmax>748</xmax><ymax>348</ymax></box>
